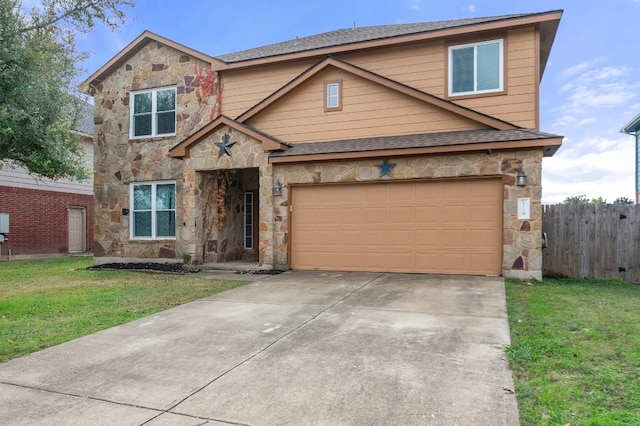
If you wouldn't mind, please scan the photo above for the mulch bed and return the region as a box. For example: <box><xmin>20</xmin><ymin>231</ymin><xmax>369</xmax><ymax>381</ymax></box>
<box><xmin>88</xmin><ymin>263</ymin><xmax>284</xmax><ymax>275</ymax></box>
<box><xmin>89</xmin><ymin>263</ymin><xmax>198</xmax><ymax>274</ymax></box>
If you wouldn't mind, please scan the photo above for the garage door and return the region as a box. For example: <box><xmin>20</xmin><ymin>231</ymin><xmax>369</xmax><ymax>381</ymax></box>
<box><xmin>290</xmin><ymin>178</ymin><xmax>502</xmax><ymax>275</ymax></box>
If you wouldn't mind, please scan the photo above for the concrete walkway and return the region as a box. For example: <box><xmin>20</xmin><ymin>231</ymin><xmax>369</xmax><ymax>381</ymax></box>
<box><xmin>0</xmin><ymin>271</ymin><xmax>519</xmax><ymax>425</ymax></box>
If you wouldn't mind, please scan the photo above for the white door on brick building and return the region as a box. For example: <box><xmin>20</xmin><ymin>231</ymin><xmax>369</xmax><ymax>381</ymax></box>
<box><xmin>68</xmin><ymin>207</ymin><xmax>86</xmax><ymax>253</ymax></box>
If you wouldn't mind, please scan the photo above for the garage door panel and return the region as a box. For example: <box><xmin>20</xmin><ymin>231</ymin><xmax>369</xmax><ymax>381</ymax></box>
<box><xmin>341</xmin><ymin>208</ymin><xmax>363</xmax><ymax>224</ymax></box>
<box><xmin>291</xmin><ymin>179</ymin><xmax>502</xmax><ymax>275</ymax></box>
<box><xmin>313</xmin><ymin>230</ymin><xmax>339</xmax><ymax>245</ymax></box>
<box><xmin>472</xmin><ymin>204</ymin><xmax>499</xmax><ymax>220</ymax></box>
<box><xmin>387</xmin><ymin>205</ymin><xmax>415</xmax><ymax>222</ymax></box>
<box><xmin>388</xmin><ymin>229</ymin><xmax>415</xmax><ymax>246</ymax></box>
<box><xmin>316</xmin><ymin>209</ymin><xmax>342</xmax><ymax>224</ymax></box>
<box><xmin>364</xmin><ymin>207</ymin><xmax>388</xmax><ymax>223</ymax></box>
<box><xmin>441</xmin><ymin>253</ymin><xmax>470</xmax><ymax>272</ymax></box>
<box><xmin>441</xmin><ymin>205</ymin><xmax>469</xmax><ymax>222</ymax></box>
<box><xmin>469</xmin><ymin>230</ymin><xmax>498</xmax><ymax>248</ymax></box>
<box><xmin>340</xmin><ymin>229</ymin><xmax>363</xmax><ymax>245</ymax></box>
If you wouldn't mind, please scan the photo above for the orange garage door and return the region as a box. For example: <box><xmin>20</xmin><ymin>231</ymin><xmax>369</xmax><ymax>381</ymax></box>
<box><xmin>290</xmin><ymin>178</ymin><xmax>502</xmax><ymax>275</ymax></box>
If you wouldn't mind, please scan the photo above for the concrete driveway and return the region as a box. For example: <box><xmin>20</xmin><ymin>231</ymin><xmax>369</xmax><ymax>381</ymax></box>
<box><xmin>0</xmin><ymin>271</ymin><xmax>519</xmax><ymax>425</ymax></box>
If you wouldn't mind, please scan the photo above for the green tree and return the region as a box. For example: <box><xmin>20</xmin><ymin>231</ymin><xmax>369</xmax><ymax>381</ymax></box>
<box><xmin>0</xmin><ymin>0</ymin><xmax>133</xmax><ymax>180</ymax></box>
<box><xmin>613</xmin><ymin>196</ymin><xmax>634</xmax><ymax>204</ymax></box>
<box><xmin>563</xmin><ymin>195</ymin><xmax>590</xmax><ymax>204</ymax></box>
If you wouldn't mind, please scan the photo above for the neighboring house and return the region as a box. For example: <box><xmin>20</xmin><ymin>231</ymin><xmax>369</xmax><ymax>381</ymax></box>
<box><xmin>83</xmin><ymin>10</ymin><xmax>563</xmax><ymax>280</ymax></box>
<box><xmin>620</xmin><ymin>114</ymin><xmax>640</xmax><ymax>203</ymax></box>
<box><xmin>0</xmin><ymin>104</ymin><xmax>94</xmax><ymax>259</ymax></box>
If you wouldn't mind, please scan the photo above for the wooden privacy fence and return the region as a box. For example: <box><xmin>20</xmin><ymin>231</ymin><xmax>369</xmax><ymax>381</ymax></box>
<box><xmin>542</xmin><ymin>204</ymin><xmax>640</xmax><ymax>283</ymax></box>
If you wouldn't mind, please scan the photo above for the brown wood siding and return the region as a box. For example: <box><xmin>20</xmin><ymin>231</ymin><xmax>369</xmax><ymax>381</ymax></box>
<box><xmin>221</xmin><ymin>59</ymin><xmax>316</xmax><ymax>118</ymax></box>
<box><xmin>247</xmin><ymin>68</ymin><xmax>486</xmax><ymax>143</ymax></box>
<box><xmin>454</xmin><ymin>28</ymin><xmax>538</xmax><ymax>128</ymax></box>
<box><xmin>339</xmin><ymin>41</ymin><xmax>447</xmax><ymax>97</ymax></box>
<box><xmin>221</xmin><ymin>26</ymin><xmax>539</xmax><ymax>131</ymax></box>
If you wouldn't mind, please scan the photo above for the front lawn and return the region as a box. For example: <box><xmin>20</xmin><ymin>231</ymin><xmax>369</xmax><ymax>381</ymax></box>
<box><xmin>506</xmin><ymin>278</ymin><xmax>640</xmax><ymax>426</ymax></box>
<box><xmin>0</xmin><ymin>257</ymin><xmax>248</xmax><ymax>362</ymax></box>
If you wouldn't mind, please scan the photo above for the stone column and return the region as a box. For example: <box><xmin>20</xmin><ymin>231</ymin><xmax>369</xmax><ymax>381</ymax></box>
<box><xmin>181</xmin><ymin>169</ymin><xmax>198</xmax><ymax>264</ymax></box>
<box><xmin>258</xmin><ymin>164</ymin><xmax>275</xmax><ymax>269</ymax></box>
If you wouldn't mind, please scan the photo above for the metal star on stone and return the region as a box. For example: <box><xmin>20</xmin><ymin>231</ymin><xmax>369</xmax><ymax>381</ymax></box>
<box><xmin>214</xmin><ymin>133</ymin><xmax>236</xmax><ymax>158</ymax></box>
<box><xmin>377</xmin><ymin>159</ymin><xmax>396</xmax><ymax>177</ymax></box>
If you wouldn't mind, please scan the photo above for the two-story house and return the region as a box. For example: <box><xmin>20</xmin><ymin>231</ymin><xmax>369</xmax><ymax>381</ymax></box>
<box><xmin>0</xmin><ymin>103</ymin><xmax>94</xmax><ymax>260</ymax></box>
<box><xmin>84</xmin><ymin>10</ymin><xmax>563</xmax><ymax>280</ymax></box>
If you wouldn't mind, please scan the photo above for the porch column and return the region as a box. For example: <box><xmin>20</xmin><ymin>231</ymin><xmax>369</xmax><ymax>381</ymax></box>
<box><xmin>181</xmin><ymin>169</ymin><xmax>199</xmax><ymax>264</ymax></box>
<box><xmin>259</xmin><ymin>164</ymin><xmax>275</xmax><ymax>269</ymax></box>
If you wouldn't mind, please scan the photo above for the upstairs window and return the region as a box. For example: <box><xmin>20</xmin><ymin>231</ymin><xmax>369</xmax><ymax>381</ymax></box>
<box><xmin>130</xmin><ymin>87</ymin><xmax>176</xmax><ymax>138</ymax></box>
<box><xmin>448</xmin><ymin>39</ymin><xmax>503</xmax><ymax>96</ymax></box>
<box><xmin>325</xmin><ymin>80</ymin><xmax>342</xmax><ymax>111</ymax></box>
<box><xmin>131</xmin><ymin>182</ymin><xmax>176</xmax><ymax>239</ymax></box>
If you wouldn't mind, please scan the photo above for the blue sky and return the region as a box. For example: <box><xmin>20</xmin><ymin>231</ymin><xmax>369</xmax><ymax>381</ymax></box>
<box><xmin>74</xmin><ymin>0</ymin><xmax>640</xmax><ymax>204</ymax></box>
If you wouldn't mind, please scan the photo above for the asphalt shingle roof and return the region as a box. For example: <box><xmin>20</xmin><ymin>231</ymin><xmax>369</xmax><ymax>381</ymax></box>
<box><xmin>268</xmin><ymin>129</ymin><xmax>562</xmax><ymax>158</ymax></box>
<box><xmin>75</xmin><ymin>102</ymin><xmax>94</xmax><ymax>135</ymax></box>
<box><xmin>217</xmin><ymin>13</ymin><xmax>531</xmax><ymax>63</ymax></box>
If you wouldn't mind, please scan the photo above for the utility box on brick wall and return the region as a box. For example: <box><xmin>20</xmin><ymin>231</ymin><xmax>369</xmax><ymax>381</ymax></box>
<box><xmin>0</xmin><ymin>213</ymin><xmax>9</xmax><ymax>233</ymax></box>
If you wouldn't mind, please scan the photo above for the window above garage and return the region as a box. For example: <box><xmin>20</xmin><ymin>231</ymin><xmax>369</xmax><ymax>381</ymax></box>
<box><xmin>448</xmin><ymin>39</ymin><xmax>503</xmax><ymax>97</ymax></box>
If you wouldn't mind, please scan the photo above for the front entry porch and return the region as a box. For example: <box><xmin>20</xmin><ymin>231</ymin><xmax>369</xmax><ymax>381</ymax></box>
<box><xmin>198</xmin><ymin>167</ymin><xmax>260</xmax><ymax>265</ymax></box>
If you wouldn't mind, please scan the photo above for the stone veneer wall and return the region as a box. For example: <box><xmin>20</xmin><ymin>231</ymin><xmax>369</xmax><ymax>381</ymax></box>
<box><xmin>182</xmin><ymin>126</ymin><xmax>275</xmax><ymax>267</ymax></box>
<box><xmin>90</xmin><ymin>42</ymin><xmax>219</xmax><ymax>264</ymax></box>
<box><xmin>271</xmin><ymin>149</ymin><xmax>544</xmax><ymax>280</ymax></box>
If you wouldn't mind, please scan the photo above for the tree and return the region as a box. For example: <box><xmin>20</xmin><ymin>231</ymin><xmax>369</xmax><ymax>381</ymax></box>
<box><xmin>562</xmin><ymin>195</ymin><xmax>607</xmax><ymax>205</ymax></box>
<box><xmin>613</xmin><ymin>196</ymin><xmax>634</xmax><ymax>204</ymax></box>
<box><xmin>562</xmin><ymin>195</ymin><xmax>635</xmax><ymax>205</ymax></box>
<box><xmin>0</xmin><ymin>0</ymin><xmax>134</xmax><ymax>180</ymax></box>
<box><xmin>563</xmin><ymin>195</ymin><xmax>590</xmax><ymax>205</ymax></box>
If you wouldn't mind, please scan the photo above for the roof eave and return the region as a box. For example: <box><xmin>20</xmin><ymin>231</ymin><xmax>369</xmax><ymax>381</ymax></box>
<box><xmin>538</xmin><ymin>11</ymin><xmax>563</xmax><ymax>79</ymax></box>
<box><xmin>621</xmin><ymin>113</ymin><xmax>640</xmax><ymax>134</ymax></box>
<box><xmin>269</xmin><ymin>137</ymin><xmax>563</xmax><ymax>164</ymax></box>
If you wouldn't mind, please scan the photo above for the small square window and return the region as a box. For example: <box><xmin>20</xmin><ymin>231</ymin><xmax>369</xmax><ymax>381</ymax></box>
<box><xmin>130</xmin><ymin>87</ymin><xmax>176</xmax><ymax>138</ymax></box>
<box><xmin>448</xmin><ymin>39</ymin><xmax>503</xmax><ymax>96</ymax></box>
<box><xmin>325</xmin><ymin>80</ymin><xmax>342</xmax><ymax>111</ymax></box>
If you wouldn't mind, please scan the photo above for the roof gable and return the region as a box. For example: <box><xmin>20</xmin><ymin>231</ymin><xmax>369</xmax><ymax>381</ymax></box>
<box><xmin>168</xmin><ymin>115</ymin><xmax>288</xmax><ymax>158</ymax></box>
<box><xmin>237</xmin><ymin>56</ymin><xmax>517</xmax><ymax>132</ymax></box>
<box><xmin>82</xmin><ymin>31</ymin><xmax>222</xmax><ymax>92</ymax></box>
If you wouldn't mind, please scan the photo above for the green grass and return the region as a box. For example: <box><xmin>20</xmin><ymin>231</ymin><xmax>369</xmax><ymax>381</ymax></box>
<box><xmin>506</xmin><ymin>278</ymin><xmax>640</xmax><ymax>426</ymax></box>
<box><xmin>0</xmin><ymin>257</ymin><xmax>248</xmax><ymax>362</ymax></box>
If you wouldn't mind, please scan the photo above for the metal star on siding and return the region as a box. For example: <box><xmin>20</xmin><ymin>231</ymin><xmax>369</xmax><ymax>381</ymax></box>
<box><xmin>214</xmin><ymin>133</ymin><xmax>236</xmax><ymax>158</ymax></box>
<box><xmin>377</xmin><ymin>159</ymin><xmax>396</xmax><ymax>177</ymax></box>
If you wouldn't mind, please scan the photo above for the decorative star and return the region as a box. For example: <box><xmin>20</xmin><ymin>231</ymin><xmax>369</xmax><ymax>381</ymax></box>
<box><xmin>214</xmin><ymin>133</ymin><xmax>236</xmax><ymax>158</ymax></box>
<box><xmin>377</xmin><ymin>159</ymin><xmax>396</xmax><ymax>177</ymax></box>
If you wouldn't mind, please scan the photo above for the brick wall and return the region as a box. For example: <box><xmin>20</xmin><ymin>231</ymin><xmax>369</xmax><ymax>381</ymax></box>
<box><xmin>0</xmin><ymin>186</ymin><xmax>94</xmax><ymax>257</ymax></box>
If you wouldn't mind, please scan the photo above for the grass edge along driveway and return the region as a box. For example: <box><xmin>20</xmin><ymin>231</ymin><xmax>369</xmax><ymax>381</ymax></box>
<box><xmin>506</xmin><ymin>278</ymin><xmax>640</xmax><ymax>426</ymax></box>
<box><xmin>0</xmin><ymin>257</ymin><xmax>248</xmax><ymax>362</ymax></box>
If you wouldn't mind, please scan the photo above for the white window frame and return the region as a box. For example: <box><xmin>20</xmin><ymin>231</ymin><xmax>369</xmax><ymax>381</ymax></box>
<box><xmin>129</xmin><ymin>86</ymin><xmax>177</xmax><ymax>139</ymax></box>
<box><xmin>325</xmin><ymin>80</ymin><xmax>342</xmax><ymax>111</ymax></box>
<box><xmin>129</xmin><ymin>181</ymin><xmax>176</xmax><ymax>240</ymax></box>
<box><xmin>448</xmin><ymin>39</ymin><xmax>504</xmax><ymax>97</ymax></box>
